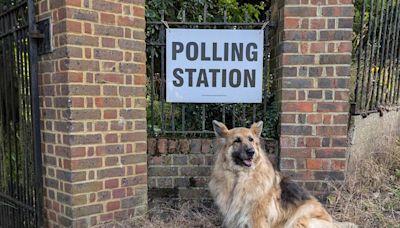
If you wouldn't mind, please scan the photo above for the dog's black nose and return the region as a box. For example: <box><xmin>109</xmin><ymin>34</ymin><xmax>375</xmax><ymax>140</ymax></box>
<box><xmin>246</xmin><ymin>149</ymin><xmax>255</xmax><ymax>157</ymax></box>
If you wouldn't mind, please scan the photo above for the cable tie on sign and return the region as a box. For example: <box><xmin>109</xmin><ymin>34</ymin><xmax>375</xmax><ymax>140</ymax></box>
<box><xmin>161</xmin><ymin>20</ymin><xmax>170</xmax><ymax>29</ymax></box>
<box><xmin>261</xmin><ymin>21</ymin><xmax>269</xmax><ymax>31</ymax></box>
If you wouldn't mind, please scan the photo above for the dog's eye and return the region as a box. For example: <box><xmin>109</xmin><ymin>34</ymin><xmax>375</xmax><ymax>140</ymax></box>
<box><xmin>248</xmin><ymin>137</ymin><xmax>254</xmax><ymax>142</ymax></box>
<box><xmin>234</xmin><ymin>137</ymin><xmax>241</xmax><ymax>143</ymax></box>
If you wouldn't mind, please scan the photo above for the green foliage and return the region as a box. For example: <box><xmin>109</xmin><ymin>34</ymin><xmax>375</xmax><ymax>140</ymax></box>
<box><xmin>146</xmin><ymin>0</ymin><xmax>268</xmax><ymax>23</ymax></box>
<box><xmin>353</xmin><ymin>0</ymin><xmax>370</xmax><ymax>36</ymax></box>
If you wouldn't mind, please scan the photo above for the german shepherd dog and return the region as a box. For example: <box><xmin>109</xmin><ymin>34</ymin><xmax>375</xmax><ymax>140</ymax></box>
<box><xmin>209</xmin><ymin>120</ymin><xmax>357</xmax><ymax>228</ymax></box>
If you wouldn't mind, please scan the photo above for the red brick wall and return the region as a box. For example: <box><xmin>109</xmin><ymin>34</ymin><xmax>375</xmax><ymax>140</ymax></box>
<box><xmin>271</xmin><ymin>0</ymin><xmax>354</xmax><ymax>194</ymax></box>
<box><xmin>36</xmin><ymin>0</ymin><xmax>147</xmax><ymax>226</ymax></box>
<box><xmin>147</xmin><ymin>137</ymin><xmax>278</xmax><ymax>205</ymax></box>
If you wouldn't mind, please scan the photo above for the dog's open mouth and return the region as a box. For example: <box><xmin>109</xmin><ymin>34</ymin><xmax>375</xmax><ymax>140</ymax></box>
<box><xmin>232</xmin><ymin>151</ymin><xmax>254</xmax><ymax>167</ymax></box>
<box><xmin>242</xmin><ymin>158</ymin><xmax>253</xmax><ymax>167</ymax></box>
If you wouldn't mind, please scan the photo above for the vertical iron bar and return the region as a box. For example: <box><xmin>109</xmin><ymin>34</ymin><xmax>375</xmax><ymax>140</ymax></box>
<box><xmin>387</xmin><ymin>0</ymin><xmax>399</xmax><ymax>104</ymax></box>
<box><xmin>360</xmin><ymin>0</ymin><xmax>374</xmax><ymax>110</ymax></box>
<box><xmin>242</xmin><ymin>106</ymin><xmax>246</xmax><ymax>126</ymax></box>
<box><xmin>181</xmin><ymin>105</ymin><xmax>185</xmax><ymax>131</ymax></box>
<box><xmin>224</xmin><ymin>6</ymin><xmax>227</xmax><ymax>23</ymax></box>
<box><xmin>28</xmin><ymin>0</ymin><xmax>43</xmax><ymax>226</ymax></box>
<box><xmin>222</xmin><ymin>106</ymin><xmax>225</xmax><ymax>123</ymax></box>
<box><xmin>0</xmin><ymin>50</ymin><xmax>3</xmax><ymax>217</ymax></box>
<box><xmin>6</xmin><ymin>13</ymin><xmax>17</xmax><ymax>226</ymax></box>
<box><xmin>375</xmin><ymin>0</ymin><xmax>390</xmax><ymax>107</ymax></box>
<box><xmin>369</xmin><ymin>0</ymin><xmax>385</xmax><ymax>109</ymax></box>
<box><xmin>0</xmin><ymin>11</ymin><xmax>4</xmax><ymax>192</ymax></box>
<box><xmin>150</xmin><ymin>47</ymin><xmax>155</xmax><ymax>134</ymax></box>
<box><xmin>22</xmin><ymin>23</ymin><xmax>33</xmax><ymax>218</ymax></box>
<box><xmin>222</xmin><ymin>6</ymin><xmax>227</xmax><ymax>124</ymax></box>
<box><xmin>394</xmin><ymin>42</ymin><xmax>400</xmax><ymax>103</ymax></box>
<box><xmin>244</xmin><ymin>11</ymin><xmax>249</xmax><ymax>23</ymax></box>
<box><xmin>380</xmin><ymin>0</ymin><xmax>394</xmax><ymax>104</ymax></box>
<box><xmin>242</xmin><ymin>12</ymin><xmax>249</xmax><ymax>126</ymax></box>
<box><xmin>16</xmin><ymin>27</ymin><xmax>29</xmax><ymax>227</ymax></box>
<box><xmin>262</xmin><ymin>11</ymin><xmax>270</xmax><ymax>122</ymax></box>
<box><xmin>391</xmin><ymin>0</ymin><xmax>400</xmax><ymax>104</ymax></box>
<box><xmin>0</xmin><ymin>12</ymin><xmax>5</xmax><ymax>224</ymax></box>
<box><xmin>365</xmin><ymin>0</ymin><xmax>381</xmax><ymax>110</ymax></box>
<box><xmin>360</xmin><ymin>0</ymin><xmax>374</xmax><ymax>111</ymax></box>
<box><xmin>202</xmin><ymin>3</ymin><xmax>207</xmax><ymax>131</ymax></box>
<box><xmin>11</xmin><ymin>11</ymin><xmax>23</xmax><ymax>227</ymax></box>
<box><xmin>10</xmin><ymin>13</ymin><xmax>21</xmax><ymax>205</ymax></box>
<box><xmin>354</xmin><ymin>0</ymin><xmax>366</xmax><ymax>111</ymax></box>
<box><xmin>160</xmin><ymin>10</ymin><xmax>166</xmax><ymax>134</ymax></box>
<box><xmin>11</xmin><ymin>17</ymin><xmax>22</xmax><ymax>206</ymax></box>
<box><xmin>202</xmin><ymin>105</ymin><xmax>206</xmax><ymax>131</ymax></box>
<box><xmin>3</xmin><ymin>18</ymin><xmax>14</xmax><ymax>201</ymax></box>
<box><xmin>15</xmin><ymin>23</ymin><xmax>23</xmax><ymax>206</ymax></box>
<box><xmin>171</xmin><ymin>104</ymin><xmax>175</xmax><ymax>131</ymax></box>
<box><xmin>253</xmin><ymin>104</ymin><xmax>256</xmax><ymax>123</ymax></box>
<box><xmin>203</xmin><ymin>2</ymin><xmax>207</xmax><ymax>23</ymax></box>
<box><xmin>181</xmin><ymin>9</ymin><xmax>186</xmax><ymax>132</ymax></box>
<box><xmin>232</xmin><ymin>106</ymin><xmax>236</xmax><ymax>127</ymax></box>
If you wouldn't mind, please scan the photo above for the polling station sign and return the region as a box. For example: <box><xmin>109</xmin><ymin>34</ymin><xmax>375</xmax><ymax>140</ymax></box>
<box><xmin>166</xmin><ymin>29</ymin><xmax>264</xmax><ymax>103</ymax></box>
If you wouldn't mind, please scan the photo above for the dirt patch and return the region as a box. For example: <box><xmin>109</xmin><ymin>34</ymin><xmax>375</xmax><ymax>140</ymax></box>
<box><xmin>128</xmin><ymin>201</ymin><xmax>222</xmax><ymax>228</ymax></box>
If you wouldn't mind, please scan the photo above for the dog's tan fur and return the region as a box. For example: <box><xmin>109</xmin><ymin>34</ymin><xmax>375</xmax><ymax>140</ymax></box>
<box><xmin>209</xmin><ymin>121</ymin><xmax>357</xmax><ymax>228</ymax></box>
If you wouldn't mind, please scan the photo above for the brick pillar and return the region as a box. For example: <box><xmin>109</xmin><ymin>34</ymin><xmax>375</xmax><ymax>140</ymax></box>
<box><xmin>271</xmin><ymin>0</ymin><xmax>354</xmax><ymax>194</ymax></box>
<box><xmin>36</xmin><ymin>0</ymin><xmax>147</xmax><ymax>226</ymax></box>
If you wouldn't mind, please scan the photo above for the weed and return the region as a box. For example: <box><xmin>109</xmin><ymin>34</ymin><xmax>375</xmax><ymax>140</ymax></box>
<box><xmin>327</xmin><ymin>137</ymin><xmax>400</xmax><ymax>227</ymax></box>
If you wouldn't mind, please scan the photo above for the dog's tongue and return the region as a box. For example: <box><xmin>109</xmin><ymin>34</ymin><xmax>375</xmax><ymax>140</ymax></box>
<box><xmin>243</xmin><ymin>159</ymin><xmax>252</xmax><ymax>167</ymax></box>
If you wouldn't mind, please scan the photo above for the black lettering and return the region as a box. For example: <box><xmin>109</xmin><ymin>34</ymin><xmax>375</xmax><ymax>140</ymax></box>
<box><xmin>246</xmin><ymin>43</ymin><xmax>258</xmax><ymax>61</ymax></box>
<box><xmin>209</xmin><ymin>69</ymin><xmax>220</xmax><ymax>87</ymax></box>
<box><xmin>232</xmin><ymin>43</ymin><xmax>243</xmax><ymax>61</ymax></box>
<box><xmin>186</xmin><ymin>42</ymin><xmax>198</xmax><ymax>61</ymax></box>
<box><xmin>185</xmin><ymin>68</ymin><xmax>196</xmax><ymax>87</ymax></box>
<box><xmin>244</xmin><ymin>69</ymin><xmax>256</xmax><ymax>87</ymax></box>
<box><xmin>172</xmin><ymin>42</ymin><xmax>184</xmax><ymax>60</ymax></box>
<box><xmin>212</xmin><ymin>43</ymin><xmax>222</xmax><ymax>61</ymax></box>
<box><xmin>201</xmin><ymin>43</ymin><xmax>211</xmax><ymax>61</ymax></box>
<box><xmin>222</xmin><ymin>69</ymin><xmax>227</xmax><ymax>87</ymax></box>
<box><xmin>173</xmin><ymin>68</ymin><xmax>184</xmax><ymax>87</ymax></box>
<box><xmin>224</xmin><ymin>43</ymin><xmax>229</xmax><ymax>61</ymax></box>
<box><xmin>229</xmin><ymin>69</ymin><xmax>241</xmax><ymax>88</ymax></box>
<box><xmin>197</xmin><ymin>69</ymin><xmax>209</xmax><ymax>87</ymax></box>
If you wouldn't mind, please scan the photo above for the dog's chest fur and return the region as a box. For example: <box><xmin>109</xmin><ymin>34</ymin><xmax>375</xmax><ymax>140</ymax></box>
<box><xmin>209</xmin><ymin>154</ymin><xmax>280</xmax><ymax>227</ymax></box>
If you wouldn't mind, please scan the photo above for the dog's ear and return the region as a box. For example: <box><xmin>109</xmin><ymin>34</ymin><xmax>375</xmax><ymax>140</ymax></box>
<box><xmin>250</xmin><ymin>121</ymin><xmax>263</xmax><ymax>137</ymax></box>
<box><xmin>212</xmin><ymin>120</ymin><xmax>228</xmax><ymax>138</ymax></box>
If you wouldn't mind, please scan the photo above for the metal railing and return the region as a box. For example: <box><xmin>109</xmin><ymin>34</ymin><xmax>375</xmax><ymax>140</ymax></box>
<box><xmin>353</xmin><ymin>0</ymin><xmax>400</xmax><ymax>115</ymax></box>
<box><xmin>0</xmin><ymin>0</ymin><xmax>43</xmax><ymax>227</ymax></box>
<box><xmin>146</xmin><ymin>8</ymin><xmax>276</xmax><ymax>136</ymax></box>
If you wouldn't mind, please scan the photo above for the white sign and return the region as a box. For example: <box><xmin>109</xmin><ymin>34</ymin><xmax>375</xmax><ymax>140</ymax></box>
<box><xmin>166</xmin><ymin>29</ymin><xmax>264</xmax><ymax>103</ymax></box>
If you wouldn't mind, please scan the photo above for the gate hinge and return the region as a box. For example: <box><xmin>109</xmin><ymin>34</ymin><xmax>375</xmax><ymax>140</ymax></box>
<box><xmin>350</xmin><ymin>103</ymin><xmax>357</xmax><ymax>115</ymax></box>
<box><xmin>269</xmin><ymin>20</ymin><xmax>278</xmax><ymax>29</ymax></box>
<box><xmin>29</xmin><ymin>30</ymin><xmax>44</xmax><ymax>39</ymax></box>
<box><xmin>34</xmin><ymin>18</ymin><xmax>52</xmax><ymax>55</ymax></box>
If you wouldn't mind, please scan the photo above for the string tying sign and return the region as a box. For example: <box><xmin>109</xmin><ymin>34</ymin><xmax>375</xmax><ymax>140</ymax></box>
<box><xmin>166</xmin><ymin>29</ymin><xmax>264</xmax><ymax>103</ymax></box>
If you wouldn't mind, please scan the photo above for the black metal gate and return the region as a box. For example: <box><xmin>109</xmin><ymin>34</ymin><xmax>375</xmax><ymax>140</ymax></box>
<box><xmin>352</xmin><ymin>0</ymin><xmax>400</xmax><ymax>115</ymax></box>
<box><xmin>146</xmin><ymin>8</ymin><xmax>277</xmax><ymax>138</ymax></box>
<box><xmin>0</xmin><ymin>0</ymin><xmax>43</xmax><ymax>227</ymax></box>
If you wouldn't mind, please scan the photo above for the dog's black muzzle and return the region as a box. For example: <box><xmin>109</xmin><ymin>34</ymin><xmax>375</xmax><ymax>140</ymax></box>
<box><xmin>232</xmin><ymin>148</ymin><xmax>255</xmax><ymax>167</ymax></box>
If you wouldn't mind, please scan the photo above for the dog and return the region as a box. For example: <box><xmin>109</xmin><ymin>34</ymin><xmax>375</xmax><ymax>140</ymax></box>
<box><xmin>208</xmin><ymin>120</ymin><xmax>357</xmax><ymax>228</ymax></box>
